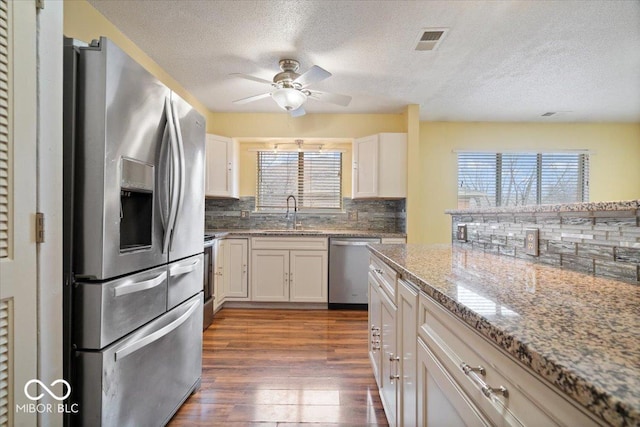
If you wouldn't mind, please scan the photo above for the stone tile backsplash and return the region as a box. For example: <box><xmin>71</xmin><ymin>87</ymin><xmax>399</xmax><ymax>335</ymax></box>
<box><xmin>206</xmin><ymin>197</ymin><xmax>406</xmax><ymax>233</ymax></box>
<box><xmin>450</xmin><ymin>206</ymin><xmax>640</xmax><ymax>284</ymax></box>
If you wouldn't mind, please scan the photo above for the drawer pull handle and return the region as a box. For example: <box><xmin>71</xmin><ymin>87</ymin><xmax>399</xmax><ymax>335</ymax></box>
<box><xmin>374</xmin><ymin>268</ymin><xmax>384</xmax><ymax>276</ymax></box>
<box><xmin>460</xmin><ymin>362</ymin><xmax>508</xmax><ymax>399</ymax></box>
<box><xmin>461</xmin><ymin>362</ymin><xmax>486</xmax><ymax>376</ymax></box>
<box><xmin>371</xmin><ymin>326</ymin><xmax>380</xmax><ymax>332</ymax></box>
<box><xmin>482</xmin><ymin>385</ymin><xmax>509</xmax><ymax>399</ymax></box>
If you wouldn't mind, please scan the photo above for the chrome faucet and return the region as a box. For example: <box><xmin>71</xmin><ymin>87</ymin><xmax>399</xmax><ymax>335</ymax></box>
<box><xmin>285</xmin><ymin>195</ymin><xmax>301</xmax><ymax>230</ymax></box>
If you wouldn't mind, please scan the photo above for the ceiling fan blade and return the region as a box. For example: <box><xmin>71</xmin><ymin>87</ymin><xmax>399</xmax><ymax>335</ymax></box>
<box><xmin>308</xmin><ymin>90</ymin><xmax>352</xmax><ymax>107</ymax></box>
<box><xmin>229</xmin><ymin>73</ymin><xmax>274</xmax><ymax>85</ymax></box>
<box><xmin>289</xmin><ymin>105</ymin><xmax>306</xmax><ymax>118</ymax></box>
<box><xmin>293</xmin><ymin>65</ymin><xmax>331</xmax><ymax>88</ymax></box>
<box><xmin>232</xmin><ymin>92</ymin><xmax>272</xmax><ymax>105</ymax></box>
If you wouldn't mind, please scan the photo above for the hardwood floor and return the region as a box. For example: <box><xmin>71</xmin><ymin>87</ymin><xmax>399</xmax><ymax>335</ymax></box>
<box><xmin>168</xmin><ymin>308</ymin><xmax>388</xmax><ymax>426</ymax></box>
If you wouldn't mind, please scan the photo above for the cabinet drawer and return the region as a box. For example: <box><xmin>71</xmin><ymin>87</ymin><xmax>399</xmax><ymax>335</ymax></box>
<box><xmin>418</xmin><ymin>293</ymin><xmax>602</xmax><ymax>427</ymax></box>
<box><xmin>74</xmin><ymin>264</ymin><xmax>168</xmax><ymax>349</ymax></box>
<box><xmin>369</xmin><ymin>254</ymin><xmax>397</xmax><ymax>304</ymax></box>
<box><xmin>251</xmin><ymin>236</ymin><xmax>328</xmax><ymax>250</ymax></box>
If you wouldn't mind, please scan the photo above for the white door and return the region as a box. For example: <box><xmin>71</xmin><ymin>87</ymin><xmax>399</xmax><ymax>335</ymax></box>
<box><xmin>0</xmin><ymin>1</ymin><xmax>38</xmax><ymax>425</ymax></box>
<box><xmin>205</xmin><ymin>134</ymin><xmax>232</xmax><ymax>197</ymax></box>
<box><xmin>250</xmin><ymin>250</ymin><xmax>289</xmax><ymax>302</ymax></box>
<box><xmin>352</xmin><ymin>135</ymin><xmax>378</xmax><ymax>198</ymax></box>
<box><xmin>380</xmin><ymin>289</ymin><xmax>398</xmax><ymax>426</ymax></box>
<box><xmin>368</xmin><ymin>277</ymin><xmax>382</xmax><ymax>387</ymax></box>
<box><xmin>289</xmin><ymin>250</ymin><xmax>327</xmax><ymax>303</ymax></box>
<box><xmin>398</xmin><ymin>280</ymin><xmax>418</xmax><ymax>427</ymax></box>
<box><xmin>213</xmin><ymin>239</ymin><xmax>226</xmax><ymax>310</ymax></box>
<box><xmin>224</xmin><ymin>238</ymin><xmax>248</xmax><ymax>299</ymax></box>
<box><xmin>417</xmin><ymin>338</ymin><xmax>490</xmax><ymax>427</ymax></box>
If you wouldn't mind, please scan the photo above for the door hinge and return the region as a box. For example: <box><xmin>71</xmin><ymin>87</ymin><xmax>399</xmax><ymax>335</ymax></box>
<box><xmin>36</xmin><ymin>212</ymin><xmax>45</xmax><ymax>243</ymax></box>
<box><xmin>36</xmin><ymin>0</ymin><xmax>45</xmax><ymax>10</ymax></box>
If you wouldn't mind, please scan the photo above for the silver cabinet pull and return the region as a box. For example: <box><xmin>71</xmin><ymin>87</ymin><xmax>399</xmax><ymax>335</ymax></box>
<box><xmin>169</xmin><ymin>258</ymin><xmax>200</xmax><ymax>277</ymax></box>
<box><xmin>460</xmin><ymin>362</ymin><xmax>508</xmax><ymax>399</ymax></box>
<box><xmin>389</xmin><ymin>353</ymin><xmax>401</xmax><ymax>382</ymax></box>
<box><xmin>113</xmin><ymin>271</ymin><xmax>167</xmax><ymax>297</ymax></box>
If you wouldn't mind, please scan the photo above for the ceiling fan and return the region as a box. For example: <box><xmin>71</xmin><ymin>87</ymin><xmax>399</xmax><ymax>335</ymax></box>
<box><xmin>231</xmin><ymin>59</ymin><xmax>352</xmax><ymax>117</ymax></box>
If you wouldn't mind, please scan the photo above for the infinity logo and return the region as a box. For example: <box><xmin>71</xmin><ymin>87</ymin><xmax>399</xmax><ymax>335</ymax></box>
<box><xmin>24</xmin><ymin>379</ymin><xmax>71</xmax><ymax>401</ymax></box>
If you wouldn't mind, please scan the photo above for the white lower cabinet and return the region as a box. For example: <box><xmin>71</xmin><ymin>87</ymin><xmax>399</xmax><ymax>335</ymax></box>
<box><xmin>368</xmin><ymin>275</ymin><xmax>382</xmax><ymax>387</ymax></box>
<box><xmin>370</xmin><ymin>255</ymin><xmax>603</xmax><ymax>427</ymax></box>
<box><xmin>223</xmin><ymin>238</ymin><xmax>248</xmax><ymax>300</ymax></box>
<box><xmin>380</xmin><ymin>287</ymin><xmax>398</xmax><ymax>426</ymax></box>
<box><xmin>417</xmin><ymin>337</ymin><xmax>489</xmax><ymax>426</ymax></box>
<box><xmin>250</xmin><ymin>238</ymin><xmax>328</xmax><ymax>303</ymax></box>
<box><xmin>213</xmin><ymin>239</ymin><xmax>225</xmax><ymax>311</ymax></box>
<box><xmin>397</xmin><ymin>279</ymin><xmax>418</xmax><ymax>427</ymax></box>
<box><xmin>289</xmin><ymin>250</ymin><xmax>328</xmax><ymax>302</ymax></box>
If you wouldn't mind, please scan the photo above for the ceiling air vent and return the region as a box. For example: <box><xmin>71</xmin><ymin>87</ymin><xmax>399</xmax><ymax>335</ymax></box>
<box><xmin>415</xmin><ymin>28</ymin><xmax>448</xmax><ymax>51</ymax></box>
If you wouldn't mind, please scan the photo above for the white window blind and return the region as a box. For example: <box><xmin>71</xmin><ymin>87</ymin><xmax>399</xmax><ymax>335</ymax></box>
<box><xmin>256</xmin><ymin>151</ymin><xmax>342</xmax><ymax>210</ymax></box>
<box><xmin>458</xmin><ymin>152</ymin><xmax>589</xmax><ymax>208</ymax></box>
<box><xmin>0</xmin><ymin>0</ymin><xmax>9</xmax><ymax>259</ymax></box>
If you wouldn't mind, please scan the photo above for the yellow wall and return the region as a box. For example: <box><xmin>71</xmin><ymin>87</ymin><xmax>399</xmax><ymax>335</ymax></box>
<box><xmin>209</xmin><ymin>112</ymin><xmax>406</xmax><ymax>137</ymax></box>
<box><xmin>63</xmin><ymin>0</ymin><xmax>208</xmax><ymax>116</ymax></box>
<box><xmin>418</xmin><ymin>122</ymin><xmax>640</xmax><ymax>244</ymax></box>
<box><xmin>211</xmin><ymin>112</ymin><xmax>407</xmax><ymax>198</ymax></box>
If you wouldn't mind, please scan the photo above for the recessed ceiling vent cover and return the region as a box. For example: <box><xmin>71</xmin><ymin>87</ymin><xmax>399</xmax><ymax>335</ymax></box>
<box><xmin>415</xmin><ymin>28</ymin><xmax>448</xmax><ymax>51</ymax></box>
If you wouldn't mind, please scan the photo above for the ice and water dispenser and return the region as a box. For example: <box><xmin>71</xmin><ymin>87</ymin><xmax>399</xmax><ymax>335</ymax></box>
<box><xmin>120</xmin><ymin>157</ymin><xmax>154</xmax><ymax>252</ymax></box>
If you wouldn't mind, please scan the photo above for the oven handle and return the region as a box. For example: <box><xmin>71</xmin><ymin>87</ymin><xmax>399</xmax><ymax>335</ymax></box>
<box><xmin>114</xmin><ymin>297</ymin><xmax>200</xmax><ymax>361</ymax></box>
<box><xmin>113</xmin><ymin>271</ymin><xmax>167</xmax><ymax>297</ymax></box>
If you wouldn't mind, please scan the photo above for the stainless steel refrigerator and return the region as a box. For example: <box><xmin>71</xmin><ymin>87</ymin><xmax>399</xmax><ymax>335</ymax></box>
<box><xmin>63</xmin><ymin>37</ymin><xmax>205</xmax><ymax>426</ymax></box>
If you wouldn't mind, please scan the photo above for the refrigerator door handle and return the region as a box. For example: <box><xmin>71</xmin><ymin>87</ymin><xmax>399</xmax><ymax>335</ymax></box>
<box><xmin>113</xmin><ymin>271</ymin><xmax>167</xmax><ymax>297</ymax></box>
<box><xmin>169</xmin><ymin>99</ymin><xmax>186</xmax><ymax>251</ymax></box>
<box><xmin>162</xmin><ymin>97</ymin><xmax>180</xmax><ymax>254</ymax></box>
<box><xmin>169</xmin><ymin>258</ymin><xmax>200</xmax><ymax>277</ymax></box>
<box><xmin>114</xmin><ymin>297</ymin><xmax>200</xmax><ymax>361</ymax></box>
<box><xmin>158</xmin><ymin>124</ymin><xmax>170</xmax><ymax>231</ymax></box>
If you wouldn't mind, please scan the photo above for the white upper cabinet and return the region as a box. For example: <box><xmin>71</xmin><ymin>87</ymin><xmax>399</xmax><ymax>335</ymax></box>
<box><xmin>205</xmin><ymin>134</ymin><xmax>239</xmax><ymax>198</ymax></box>
<box><xmin>352</xmin><ymin>133</ymin><xmax>407</xmax><ymax>199</ymax></box>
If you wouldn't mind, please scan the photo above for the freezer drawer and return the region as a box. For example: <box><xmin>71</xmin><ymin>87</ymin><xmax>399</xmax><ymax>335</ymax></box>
<box><xmin>73</xmin><ymin>264</ymin><xmax>168</xmax><ymax>349</ymax></box>
<box><xmin>168</xmin><ymin>254</ymin><xmax>204</xmax><ymax>310</ymax></box>
<box><xmin>75</xmin><ymin>293</ymin><xmax>203</xmax><ymax>427</ymax></box>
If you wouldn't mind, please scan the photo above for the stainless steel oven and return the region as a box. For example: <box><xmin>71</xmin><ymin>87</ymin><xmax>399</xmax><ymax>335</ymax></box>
<box><xmin>203</xmin><ymin>235</ymin><xmax>216</xmax><ymax>330</ymax></box>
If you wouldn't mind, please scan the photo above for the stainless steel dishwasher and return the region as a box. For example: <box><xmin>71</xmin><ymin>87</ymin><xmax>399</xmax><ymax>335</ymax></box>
<box><xmin>329</xmin><ymin>237</ymin><xmax>381</xmax><ymax>309</ymax></box>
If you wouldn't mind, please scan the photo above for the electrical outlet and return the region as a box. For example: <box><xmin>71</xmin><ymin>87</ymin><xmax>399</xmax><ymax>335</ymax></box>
<box><xmin>456</xmin><ymin>224</ymin><xmax>467</xmax><ymax>241</ymax></box>
<box><xmin>348</xmin><ymin>211</ymin><xmax>358</xmax><ymax>221</ymax></box>
<box><xmin>240</xmin><ymin>210</ymin><xmax>250</xmax><ymax>219</ymax></box>
<box><xmin>525</xmin><ymin>229</ymin><xmax>539</xmax><ymax>256</ymax></box>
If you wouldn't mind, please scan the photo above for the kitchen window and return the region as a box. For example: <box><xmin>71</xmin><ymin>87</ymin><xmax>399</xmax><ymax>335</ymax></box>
<box><xmin>256</xmin><ymin>151</ymin><xmax>342</xmax><ymax>211</ymax></box>
<box><xmin>457</xmin><ymin>152</ymin><xmax>589</xmax><ymax>209</ymax></box>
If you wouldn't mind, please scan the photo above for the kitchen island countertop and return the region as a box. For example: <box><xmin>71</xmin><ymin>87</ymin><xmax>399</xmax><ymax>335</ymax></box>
<box><xmin>368</xmin><ymin>243</ymin><xmax>639</xmax><ymax>427</ymax></box>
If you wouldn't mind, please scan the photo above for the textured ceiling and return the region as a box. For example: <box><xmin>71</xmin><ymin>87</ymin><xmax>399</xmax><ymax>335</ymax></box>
<box><xmin>88</xmin><ymin>0</ymin><xmax>640</xmax><ymax>122</ymax></box>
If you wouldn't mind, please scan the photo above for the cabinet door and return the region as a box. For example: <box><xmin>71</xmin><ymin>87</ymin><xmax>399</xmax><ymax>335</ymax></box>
<box><xmin>224</xmin><ymin>238</ymin><xmax>248</xmax><ymax>299</ymax></box>
<box><xmin>205</xmin><ymin>134</ymin><xmax>234</xmax><ymax>197</ymax></box>
<box><xmin>417</xmin><ymin>338</ymin><xmax>490</xmax><ymax>427</ymax></box>
<box><xmin>368</xmin><ymin>276</ymin><xmax>382</xmax><ymax>388</ymax></box>
<box><xmin>380</xmin><ymin>289</ymin><xmax>398</xmax><ymax>426</ymax></box>
<box><xmin>378</xmin><ymin>133</ymin><xmax>407</xmax><ymax>198</ymax></box>
<box><xmin>213</xmin><ymin>239</ymin><xmax>225</xmax><ymax>310</ymax></box>
<box><xmin>398</xmin><ymin>280</ymin><xmax>418</xmax><ymax>427</ymax></box>
<box><xmin>352</xmin><ymin>135</ymin><xmax>379</xmax><ymax>198</ymax></box>
<box><xmin>251</xmin><ymin>250</ymin><xmax>289</xmax><ymax>301</ymax></box>
<box><xmin>289</xmin><ymin>250</ymin><xmax>327</xmax><ymax>302</ymax></box>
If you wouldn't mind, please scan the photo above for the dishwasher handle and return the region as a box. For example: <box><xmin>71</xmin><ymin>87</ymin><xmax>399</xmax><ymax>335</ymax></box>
<box><xmin>331</xmin><ymin>240</ymin><xmax>379</xmax><ymax>247</ymax></box>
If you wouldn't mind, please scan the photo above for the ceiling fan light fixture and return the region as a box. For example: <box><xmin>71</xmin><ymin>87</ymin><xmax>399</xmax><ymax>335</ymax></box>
<box><xmin>271</xmin><ymin>88</ymin><xmax>307</xmax><ymax>111</ymax></box>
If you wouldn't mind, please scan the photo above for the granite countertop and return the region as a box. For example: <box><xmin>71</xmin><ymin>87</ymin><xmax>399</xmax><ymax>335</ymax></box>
<box><xmin>205</xmin><ymin>229</ymin><xmax>406</xmax><ymax>239</ymax></box>
<box><xmin>368</xmin><ymin>243</ymin><xmax>639</xmax><ymax>427</ymax></box>
<box><xmin>446</xmin><ymin>199</ymin><xmax>640</xmax><ymax>215</ymax></box>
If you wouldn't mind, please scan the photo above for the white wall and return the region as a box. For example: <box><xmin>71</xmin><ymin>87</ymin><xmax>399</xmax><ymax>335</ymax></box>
<box><xmin>37</xmin><ymin>3</ymin><xmax>64</xmax><ymax>426</ymax></box>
